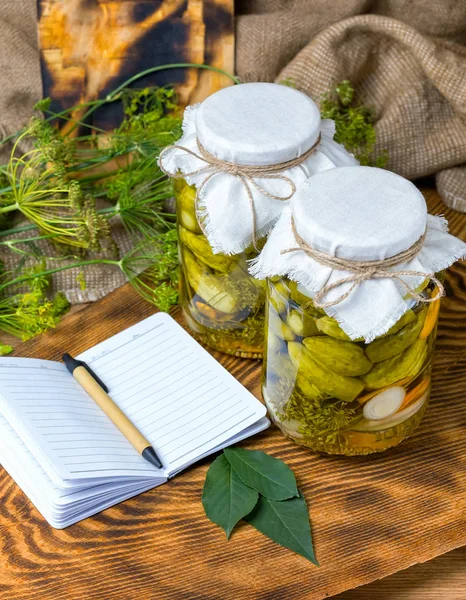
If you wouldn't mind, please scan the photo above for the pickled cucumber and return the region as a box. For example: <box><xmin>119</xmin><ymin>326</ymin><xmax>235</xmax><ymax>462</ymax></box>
<box><xmin>295</xmin><ymin>373</ymin><xmax>326</xmax><ymax>402</ymax></box>
<box><xmin>176</xmin><ymin>178</ymin><xmax>265</xmax><ymax>358</ymax></box>
<box><xmin>183</xmin><ymin>248</ymin><xmax>239</xmax><ymax>314</ymax></box>
<box><xmin>288</xmin><ymin>341</ymin><xmax>365</xmax><ymax>402</ymax></box>
<box><xmin>177</xmin><ymin>184</ymin><xmax>202</xmax><ymax>234</ymax></box>
<box><xmin>273</xmin><ymin>280</ymin><xmax>291</xmax><ymax>300</ymax></box>
<box><xmin>269</xmin><ymin>309</ymin><xmax>295</xmax><ymax>341</ymax></box>
<box><xmin>362</xmin><ymin>339</ymin><xmax>428</xmax><ymax>390</ymax></box>
<box><xmin>315</xmin><ymin>316</ymin><xmax>363</xmax><ymax>342</ymax></box>
<box><xmin>288</xmin><ymin>281</ymin><xmax>325</xmax><ymax>316</ymax></box>
<box><xmin>179</xmin><ymin>225</ymin><xmax>234</xmax><ymax>274</ymax></box>
<box><xmin>269</xmin><ymin>294</ymin><xmax>287</xmax><ymax>316</ymax></box>
<box><xmin>287</xmin><ymin>310</ymin><xmax>320</xmax><ymax>337</ymax></box>
<box><xmin>303</xmin><ymin>336</ymin><xmax>373</xmax><ymax>376</ymax></box>
<box><xmin>267</xmin><ymin>330</ymin><xmax>286</xmax><ymax>354</ymax></box>
<box><xmin>384</xmin><ymin>309</ymin><xmax>416</xmax><ymax>336</ymax></box>
<box><xmin>366</xmin><ymin>310</ymin><xmax>426</xmax><ymax>363</ymax></box>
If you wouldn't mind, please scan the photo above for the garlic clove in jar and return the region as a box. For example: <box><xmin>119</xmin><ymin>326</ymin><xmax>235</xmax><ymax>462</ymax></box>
<box><xmin>363</xmin><ymin>386</ymin><xmax>406</xmax><ymax>421</ymax></box>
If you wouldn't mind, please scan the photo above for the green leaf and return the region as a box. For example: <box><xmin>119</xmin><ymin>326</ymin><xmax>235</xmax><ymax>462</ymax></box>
<box><xmin>224</xmin><ymin>448</ymin><xmax>298</xmax><ymax>501</ymax></box>
<box><xmin>245</xmin><ymin>492</ymin><xmax>318</xmax><ymax>564</ymax></box>
<box><xmin>202</xmin><ymin>454</ymin><xmax>258</xmax><ymax>538</ymax></box>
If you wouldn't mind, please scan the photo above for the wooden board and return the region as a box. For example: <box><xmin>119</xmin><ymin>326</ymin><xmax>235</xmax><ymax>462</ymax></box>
<box><xmin>1</xmin><ymin>190</ymin><xmax>465</xmax><ymax>600</ymax></box>
<box><xmin>338</xmin><ymin>545</ymin><xmax>466</xmax><ymax>599</ymax></box>
<box><xmin>37</xmin><ymin>0</ymin><xmax>234</xmax><ymax>129</ymax></box>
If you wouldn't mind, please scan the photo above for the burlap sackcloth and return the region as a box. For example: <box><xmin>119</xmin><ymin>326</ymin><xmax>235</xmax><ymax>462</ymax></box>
<box><xmin>236</xmin><ymin>0</ymin><xmax>466</xmax><ymax>213</ymax></box>
<box><xmin>1</xmin><ymin>0</ymin><xmax>465</xmax><ymax>303</ymax></box>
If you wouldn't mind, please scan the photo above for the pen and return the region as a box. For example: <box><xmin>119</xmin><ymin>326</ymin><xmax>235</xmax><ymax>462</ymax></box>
<box><xmin>62</xmin><ymin>353</ymin><xmax>164</xmax><ymax>470</ymax></box>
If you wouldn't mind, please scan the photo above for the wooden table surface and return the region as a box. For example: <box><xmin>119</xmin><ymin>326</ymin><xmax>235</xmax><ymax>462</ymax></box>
<box><xmin>1</xmin><ymin>190</ymin><xmax>465</xmax><ymax>600</ymax></box>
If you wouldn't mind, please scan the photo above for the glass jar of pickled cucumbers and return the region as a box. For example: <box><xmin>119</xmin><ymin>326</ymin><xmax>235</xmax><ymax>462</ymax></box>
<box><xmin>175</xmin><ymin>178</ymin><xmax>265</xmax><ymax>358</ymax></box>
<box><xmin>262</xmin><ymin>277</ymin><xmax>441</xmax><ymax>455</ymax></box>
<box><xmin>254</xmin><ymin>166</ymin><xmax>466</xmax><ymax>455</ymax></box>
<box><xmin>160</xmin><ymin>82</ymin><xmax>359</xmax><ymax>357</ymax></box>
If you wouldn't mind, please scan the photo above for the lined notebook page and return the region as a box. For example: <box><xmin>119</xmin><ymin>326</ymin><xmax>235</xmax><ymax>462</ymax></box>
<box><xmin>78</xmin><ymin>313</ymin><xmax>267</xmax><ymax>476</ymax></box>
<box><xmin>0</xmin><ymin>358</ymin><xmax>161</xmax><ymax>486</ymax></box>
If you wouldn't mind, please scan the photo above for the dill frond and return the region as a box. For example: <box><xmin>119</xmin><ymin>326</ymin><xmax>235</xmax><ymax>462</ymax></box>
<box><xmin>320</xmin><ymin>80</ymin><xmax>388</xmax><ymax>167</ymax></box>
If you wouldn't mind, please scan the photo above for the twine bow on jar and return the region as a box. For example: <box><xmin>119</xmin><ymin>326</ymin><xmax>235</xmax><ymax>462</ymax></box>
<box><xmin>282</xmin><ymin>217</ymin><xmax>445</xmax><ymax>308</ymax></box>
<box><xmin>158</xmin><ymin>134</ymin><xmax>321</xmax><ymax>250</ymax></box>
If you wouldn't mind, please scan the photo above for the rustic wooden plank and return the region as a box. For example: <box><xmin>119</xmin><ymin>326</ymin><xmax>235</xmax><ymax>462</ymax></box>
<box><xmin>338</xmin><ymin>545</ymin><xmax>466</xmax><ymax>600</ymax></box>
<box><xmin>37</xmin><ymin>0</ymin><xmax>234</xmax><ymax>129</ymax></box>
<box><xmin>0</xmin><ymin>189</ymin><xmax>465</xmax><ymax>600</ymax></box>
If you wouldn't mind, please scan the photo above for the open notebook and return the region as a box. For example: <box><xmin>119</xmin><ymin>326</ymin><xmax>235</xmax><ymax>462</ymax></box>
<box><xmin>0</xmin><ymin>313</ymin><xmax>268</xmax><ymax>528</ymax></box>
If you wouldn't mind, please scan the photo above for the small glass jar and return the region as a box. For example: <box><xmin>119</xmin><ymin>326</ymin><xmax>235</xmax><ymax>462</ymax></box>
<box><xmin>262</xmin><ymin>277</ymin><xmax>441</xmax><ymax>455</ymax></box>
<box><xmin>175</xmin><ymin>178</ymin><xmax>265</xmax><ymax>358</ymax></box>
<box><xmin>161</xmin><ymin>83</ymin><xmax>359</xmax><ymax>357</ymax></box>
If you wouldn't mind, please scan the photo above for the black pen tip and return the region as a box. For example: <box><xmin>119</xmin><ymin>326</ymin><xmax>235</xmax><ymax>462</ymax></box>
<box><xmin>142</xmin><ymin>446</ymin><xmax>164</xmax><ymax>470</ymax></box>
<box><xmin>62</xmin><ymin>353</ymin><xmax>78</xmax><ymax>374</ymax></box>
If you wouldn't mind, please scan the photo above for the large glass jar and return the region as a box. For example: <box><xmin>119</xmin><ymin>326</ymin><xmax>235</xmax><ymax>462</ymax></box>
<box><xmin>175</xmin><ymin>178</ymin><xmax>265</xmax><ymax>358</ymax></box>
<box><xmin>262</xmin><ymin>277</ymin><xmax>441</xmax><ymax>455</ymax></box>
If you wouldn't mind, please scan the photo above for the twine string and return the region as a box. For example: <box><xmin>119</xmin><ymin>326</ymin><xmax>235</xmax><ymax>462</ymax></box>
<box><xmin>281</xmin><ymin>217</ymin><xmax>444</xmax><ymax>308</ymax></box>
<box><xmin>159</xmin><ymin>134</ymin><xmax>321</xmax><ymax>250</ymax></box>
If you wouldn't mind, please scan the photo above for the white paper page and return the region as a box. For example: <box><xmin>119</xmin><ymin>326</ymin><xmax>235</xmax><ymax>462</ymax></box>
<box><xmin>168</xmin><ymin>417</ymin><xmax>270</xmax><ymax>477</ymax></box>
<box><xmin>0</xmin><ymin>358</ymin><xmax>162</xmax><ymax>485</ymax></box>
<box><xmin>78</xmin><ymin>312</ymin><xmax>267</xmax><ymax>476</ymax></box>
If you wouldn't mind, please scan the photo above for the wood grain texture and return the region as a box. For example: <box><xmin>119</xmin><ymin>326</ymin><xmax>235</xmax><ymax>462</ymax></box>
<box><xmin>1</xmin><ymin>189</ymin><xmax>465</xmax><ymax>600</ymax></box>
<box><xmin>337</xmin><ymin>545</ymin><xmax>466</xmax><ymax>599</ymax></box>
<box><xmin>38</xmin><ymin>0</ymin><xmax>234</xmax><ymax>129</ymax></box>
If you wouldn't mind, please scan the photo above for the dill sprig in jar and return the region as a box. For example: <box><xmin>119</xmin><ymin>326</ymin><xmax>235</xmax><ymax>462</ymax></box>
<box><xmin>251</xmin><ymin>166</ymin><xmax>466</xmax><ymax>454</ymax></box>
<box><xmin>159</xmin><ymin>83</ymin><xmax>357</xmax><ymax>357</ymax></box>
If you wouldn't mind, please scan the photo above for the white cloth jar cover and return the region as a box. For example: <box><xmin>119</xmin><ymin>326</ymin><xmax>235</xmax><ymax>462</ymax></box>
<box><xmin>158</xmin><ymin>82</ymin><xmax>358</xmax><ymax>255</ymax></box>
<box><xmin>250</xmin><ymin>166</ymin><xmax>466</xmax><ymax>342</ymax></box>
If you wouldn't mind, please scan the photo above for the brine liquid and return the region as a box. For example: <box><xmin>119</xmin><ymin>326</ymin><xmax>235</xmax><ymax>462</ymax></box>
<box><xmin>175</xmin><ymin>179</ymin><xmax>265</xmax><ymax>359</ymax></box>
<box><xmin>262</xmin><ymin>278</ymin><xmax>440</xmax><ymax>455</ymax></box>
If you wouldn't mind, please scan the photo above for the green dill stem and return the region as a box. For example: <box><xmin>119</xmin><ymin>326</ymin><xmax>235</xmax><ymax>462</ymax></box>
<box><xmin>76</xmin><ymin>168</ymin><xmax>122</xmax><ymax>183</ymax></box>
<box><xmin>0</xmin><ymin>203</ymin><xmax>18</xmax><ymax>214</ymax></box>
<box><xmin>0</xmin><ymin>205</ymin><xmax>116</xmax><ymax>237</ymax></box>
<box><xmin>96</xmin><ymin>206</ymin><xmax>118</xmax><ymax>215</ymax></box>
<box><xmin>71</xmin><ymin>63</ymin><xmax>240</xmax><ymax>135</ymax></box>
<box><xmin>0</xmin><ymin>258</ymin><xmax>120</xmax><ymax>294</ymax></box>
<box><xmin>0</xmin><ymin>194</ymin><xmax>173</xmax><ymax>237</ymax></box>
<box><xmin>0</xmin><ymin>99</ymin><xmax>105</xmax><ymax>147</ymax></box>
<box><xmin>106</xmin><ymin>63</ymin><xmax>240</xmax><ymax>99</ymax></box>
<box><xmin>0</xmin><ymin>223</ymin><xmax>36</xmax><ymax>237</ymax></box>
<box><xmin>70</xmin><ymin>155</ymin><xmax>124</xmax><ymax>171</ymax></box>
<box><xmin>0</xmin><ymin>234</ymin><xmax>59</xmax><ymax>245</ymax></box>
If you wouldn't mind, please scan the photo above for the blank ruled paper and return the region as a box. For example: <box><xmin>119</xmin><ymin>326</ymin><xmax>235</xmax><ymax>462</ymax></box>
<box><xmin>78</xmin><ymin>313</ymin><xmax>267</xmax><ymax>476</ymax></box>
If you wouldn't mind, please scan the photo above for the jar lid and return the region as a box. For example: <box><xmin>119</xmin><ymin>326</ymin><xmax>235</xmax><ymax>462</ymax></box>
<box><xmin>158</xmin><ymin>83</ymin><xmax>358</xmax><ymax>255</ymax></box>
<box><xmin>251</xmin><ymin>166</ymin><xmax>466</xmax><ymax>341</ymax></box>
<box><xmin>292</xmin><ymin>166</ymin><xmax>427</xmax><ymax>261</ymax></box>
<box><xmin>195</xmin><ymin>83</ymin><xmax>321</xmax><ymax>166</ymax></box>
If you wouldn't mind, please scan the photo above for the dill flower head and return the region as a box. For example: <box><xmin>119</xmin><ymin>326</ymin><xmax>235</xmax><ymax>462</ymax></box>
<box><xmin>76</xmin><ymin>205</ymin><xmax>110</xmax><ymax>251</ymax></box>
<box><xmin>119</xmin><ymin>229</ymin><xmax>179</xmax><ymax>310</ymax></box>
<box><xmin>67</xmin><ymin>181</ymin><xmax>83</xmax><ymax>211</ymax></box>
